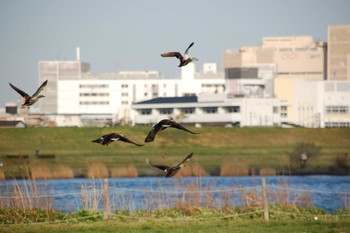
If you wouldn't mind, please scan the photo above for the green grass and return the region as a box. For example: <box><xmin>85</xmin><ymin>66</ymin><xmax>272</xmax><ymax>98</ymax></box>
<box><xmin>0</xmin><ymin>127</ymin><xmax>349</xmax><ymax>177</ymax></box>
<box><xmin>1</xmin><ymin>207</ymin><xmax>350</xmax><ymax>233</ymax></box>
<box><xmin>2</xmin><ymin>219</ymin><xmax>350</xmax><ymax>233</ymax></box>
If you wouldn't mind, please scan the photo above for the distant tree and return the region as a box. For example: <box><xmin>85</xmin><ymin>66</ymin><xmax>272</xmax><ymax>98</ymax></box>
<box><xmin>289</xmin><ymin>142</ymin><xmax>321</xmax><ymax>168</ymax></box>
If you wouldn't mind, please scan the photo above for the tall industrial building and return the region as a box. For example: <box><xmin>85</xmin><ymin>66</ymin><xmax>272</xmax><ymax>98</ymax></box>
<box><xmin>328</xmin><ymin>25</ymin><xmax>350</xmax><ymax>80</ymax></box>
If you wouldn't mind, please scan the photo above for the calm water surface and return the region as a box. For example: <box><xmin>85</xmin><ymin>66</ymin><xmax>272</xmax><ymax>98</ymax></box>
<box><xmin>1</xmin><ymin>175</ymin><xmax>349</xmax><ymax>213</ymax></box>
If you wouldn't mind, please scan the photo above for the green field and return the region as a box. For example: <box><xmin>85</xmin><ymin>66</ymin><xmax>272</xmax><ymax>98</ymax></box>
<box><xmin>0</xmin><ymin>127</ymin><xmax>349</xmax><ymax>178</ymax></box>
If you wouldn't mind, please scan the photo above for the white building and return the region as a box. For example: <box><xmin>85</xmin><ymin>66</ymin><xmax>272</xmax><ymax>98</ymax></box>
<box><xmin>274</xmin><ymin>78</ymin><xmax>350</xmax><ymax>128</ymax></box>
<box><xmin>38</xmin><ymin>48</ymin><xmax>225</xmax><ymax>126</ymax></box>
<box><xmin>132</xmin><ymin>94</ymin><xmax>282</xmax><ymax>127</ymax></box>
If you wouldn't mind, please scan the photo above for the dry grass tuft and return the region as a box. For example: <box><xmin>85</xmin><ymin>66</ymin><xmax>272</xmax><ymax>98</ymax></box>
<box><xmin>259</xmin><ymin>167</ymin><xmax>276</xmax><ymax>176</ymax></box>
<box><xmin>52</xmin><ymin>164</ymin><xmax>74</xmax><ymax>179</ymax></box>
<box><xmin>190</xmin><ymin>163</ymin><xmax>208</xmax><ymax>177</ymax></box>
<box><xmin>110</xmin><ymin>165</ymin><xmax>138</xmax><ymax>178</ymax></box>
<box><xmin>30</xmin><ymin>161</ymin><xmax>53</xmax><ymax>179</ymax></box>
<box><xmin>86</xmin><ymin>162</ymin><xmax>108</xmax><ymax>178</ymax></box>
<box><xmin>220</xmin><ymin>159</ymin><xmax>249</xmax><ymax>176</ymax></box>
<box><xmin>0</xmin><ymin>169</ymin><xmax>4</xmax><ymax>180</ymax></box>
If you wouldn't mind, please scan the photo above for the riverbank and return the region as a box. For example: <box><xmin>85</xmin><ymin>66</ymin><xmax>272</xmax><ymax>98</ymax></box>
<box><xmin>0</xmin><ymin>127</ymin><xmax>349</xmax><ymax>179</ymax></box>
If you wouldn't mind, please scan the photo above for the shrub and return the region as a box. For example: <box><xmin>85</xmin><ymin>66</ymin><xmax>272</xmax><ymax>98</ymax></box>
<box><xmin>288</xmin><ymin>142</ymin><xmax>321</xmax><ymax>168</ymax></box>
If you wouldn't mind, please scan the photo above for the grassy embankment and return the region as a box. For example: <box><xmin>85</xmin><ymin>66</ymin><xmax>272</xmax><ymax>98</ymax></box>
<box><xmin>0</xmin><ymin>127</ymin><xmax>349</xmax><ymax>178</ymax></box>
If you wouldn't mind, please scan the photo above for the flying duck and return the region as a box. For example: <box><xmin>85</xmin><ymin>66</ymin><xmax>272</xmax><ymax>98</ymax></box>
<box><xmin>9</xmin><ymin>80</ymin><xmax>48</xmax><ymax>106</ymax></box>
<box><xmin>147</xmin><ymin>153</ymin><xmax>193</xmax><ymax>178</ymax></box>
<box><xmin>161</xmin><ymin>42</ymin><xmax>198</xmax><ymax>67</ymax></box>
<box><xmin>145</xmin><ymin>119</ymin><xmax>199</xmax><ymax>143</ymax></box>
<box><xmin>92</xmin><ymin>133</ymin><xmax>144</xmax><ymax>146</ymax></box>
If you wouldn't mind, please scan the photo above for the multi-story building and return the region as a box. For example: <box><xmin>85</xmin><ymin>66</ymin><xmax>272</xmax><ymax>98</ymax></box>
<box><xmin>328</xmin><ymin>25</ymin><xmax>350</xmax><ymax>81</ymax></box>
<box><xmin>132</xmin><ymin>94</ymin><xmax>282</xmax><ymax>127</ymax></box>
<box><xmin>38</xmin><ymin>48</ymin><xmax>225</xmax><ymax>126</ymax></box>
<box><xmin>223</xmin><ymin>36</ymin><xmax>326</xmax><ymax>81</ymax></box>
<box><xmin>274</xmin><ymin>78</ymin><xmax>350</xmax><ymax>127</ymax></box>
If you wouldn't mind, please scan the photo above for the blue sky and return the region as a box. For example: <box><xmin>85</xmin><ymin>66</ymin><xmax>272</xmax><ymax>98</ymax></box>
<box><xmin>0</xmin><ymin>0</ymin><xmax>349</xmax><ymax>106</ymax></box>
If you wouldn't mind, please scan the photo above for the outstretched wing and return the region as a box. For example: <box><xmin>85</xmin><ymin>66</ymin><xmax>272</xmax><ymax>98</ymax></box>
<box><xmin>32</xmin><ymin>80</ymin><xmax>48</xmax><ymax>97</ymax></box>
<box><xmin>184</xmin><ymin>42</ymin><xmax>194</xmax><ymax>56</ymax></box>
<box><xmin>145</xmin><ymin>128</ymin><xmax>157</xmax><ymax>142</ymax></box>
<box><xmin>147</xmin><ymin>159</ymin><xmax>170</xmax><ymax>172</ymax></box>
<box><xmin>9</xmin><ymin>83</ymin><xmax>29</xmax><ymax>97</ymax></box>
<box><xmin>170</xmin><ymin>121</ymin><xmax>199</xmax><ymax>134</ymax></box>
<box><xmin>176</xmin><ymin>153</ymin><xmax>193</xmax><ymax>167</ymax></box>
<box><xmin>144</xmin><ymin>120</ymin><xmax>166</xmax><ymax>143</ymax></box>
<box><xmin>119</xmin><ymin>135</ymin><xmax>144</xmax><ymax>146</ymax></box>
<box><xmin>161</xmin><ymin>52</ymin><xmax>183</xmax><ymax>61</ymax></box>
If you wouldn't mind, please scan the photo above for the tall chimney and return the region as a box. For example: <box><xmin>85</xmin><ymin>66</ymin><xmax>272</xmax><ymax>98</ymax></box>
<box><xmin>76</xmin><ymin>47</ymin><xmax>80</xmax><ymax>61</ymax></box>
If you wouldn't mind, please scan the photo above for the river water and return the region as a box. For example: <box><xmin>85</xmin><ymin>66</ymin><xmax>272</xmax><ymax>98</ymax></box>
<box><xmin>1</xmin><ymin>175</ymin><xmax>349</xmax><ymax>213</ymax></box>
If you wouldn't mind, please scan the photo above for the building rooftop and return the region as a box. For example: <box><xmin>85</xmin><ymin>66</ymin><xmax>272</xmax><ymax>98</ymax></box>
<box><xmin>134</xmin><ymin>96</ymin><xmax>198</xmax><ymax>105</ymax></box>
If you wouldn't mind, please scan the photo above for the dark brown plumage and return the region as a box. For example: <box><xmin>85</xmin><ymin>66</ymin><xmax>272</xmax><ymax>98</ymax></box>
<box><xmin>9</xmin><ymin>80</ymin><xmax>48</xmax><ymax>106</ymax></box>
<box><xmin>145</xmin><ymin>119</ymin><xmax>199</xmax><ymax>143</ymax></box>
<box><xmin>147</xmin><ymin>153</ymin><xmax>193</xmax><ymax>178</ymax></box>
<box><xmin>92</xmin><ymin>133</ymin><xmax>144</xmax><ymax>146</ymax></box>
<box><xmin>161</xmin><ymin>42</ymin><xmax>198</xmax><ymax>67</ymax></box>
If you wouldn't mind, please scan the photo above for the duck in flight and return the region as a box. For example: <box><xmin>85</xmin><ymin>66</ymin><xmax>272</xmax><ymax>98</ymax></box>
<box><xmin>147</xmin><ymin>153</ymin><xmax>193</xmax><ymax>178</ymax></box>
<box><xmin>161</xmin><ymin>42</ymin><xmax>198</xmax><ymax>67</ymax></box>
<box><xmin>9</xmin><ymin>80</ymin><xmax>48</xmax><ymax>106</ymax></box>
<box><xmin>145</xmin><ymin>119</ymin><xmax>199</xmax><ymax>143</ymax></box>
<box><xmin>92</xmin><ymin>133</ymin><xmax>144</xmax><ymax>146</ymax></box>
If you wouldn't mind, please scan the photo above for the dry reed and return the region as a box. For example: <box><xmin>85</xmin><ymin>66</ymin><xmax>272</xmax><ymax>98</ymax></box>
<box><xmin>0</xmin><ymin>169</ymin><xmax>4</xmax><ymax>180</ymax></box>
<box><xmin>86</xmin><ymin>162</ymin><xmax>109</xmax><ymax>178</ymax></box>
<box><xmin>259</xmin><ymin>167</ymin><xmax>276</xmax><ymax>176</ymax></box>
<box><xmin>30</xmin><ymin>161</ymin><xmax>53</xmax><ymax>179</ymax></box>
<box><xmin>110</xmin><ymin>165</ymin><xmax>138</xmax><ymax>178</ymax></box>
<box><xmin>52</xmin><ymin>164</ymin><xmax>74</xmax><ymax>179</ymax></box>
<box><xmin>220</xmin><ymin>159</ymin><xmax>249</xmax><ymax>176</ymax></box>
<box><xmin>81</xmin><ymin>181</ymin><xmax>102</xmax><ymax>210</ymax></box>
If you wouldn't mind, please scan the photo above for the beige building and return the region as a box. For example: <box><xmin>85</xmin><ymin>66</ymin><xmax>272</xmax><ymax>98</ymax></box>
<box><xmin>328</xmin><ymin>25</ymin><xmax>350</xmax><ymax>81</ymax></box>
<box><xmin>274</xmin><ymin>78</ymin><xmax>350</xmax><ymax>128</ymax></box>
<box><xmin>223</xmin><ymin>36</ymin><xmax>326</xmax><ymax>81</ymax></box>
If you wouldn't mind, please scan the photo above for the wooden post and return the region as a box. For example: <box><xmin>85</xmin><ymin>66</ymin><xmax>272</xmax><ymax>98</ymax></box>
<box><xmin>103</xmin><ymin>179</ymin><xmax>109</xmax><ymax>223</ymax></box>
<box><xmin>262</xmin><ymin>178</ymin><xmax>269</xmax><ymax>222</ymax></box>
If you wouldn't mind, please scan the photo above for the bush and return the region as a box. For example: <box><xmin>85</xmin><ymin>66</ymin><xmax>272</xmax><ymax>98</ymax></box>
<box><xmin>289</xmin><ymin>142</ymin><xmax>321</xmax><ymax>168</ymax></box>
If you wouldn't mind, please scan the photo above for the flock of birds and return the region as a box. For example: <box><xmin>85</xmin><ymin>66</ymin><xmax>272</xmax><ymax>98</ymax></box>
<box><xmin>8</xmin><ymin>43</ymin><xmax>199</xmax><ymax>178</ymax></box>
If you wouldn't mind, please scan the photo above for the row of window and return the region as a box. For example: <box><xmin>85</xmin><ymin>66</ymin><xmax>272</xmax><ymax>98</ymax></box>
<box><xmin>80</xmin><ymin>101</ymin><xmax>109</xmax><ymax>105</ymax></box>
<box><xmin>278</xmin><ymin>71</ymin><xmax>322</xmax><ymax>75</ymax></box>
<box><xmin>325</xmin><ymin>122</ymin><xmax>350</xmax><ymax>128</ymax></box>
<box><xmin>79</xmin><ymin>84</ymin><xmax>108</xmax><ymax>88</ymax></box>
<box><xmin>325</xmin><ymin>105</ymin><xmax>349</xmax><ymax>114</ymax></box>
<box><xmin>279</xmin><ymin>47</ymin><xmax>318</xmax><ymax>52</ymax></box>
<box><xmin>139</xmin><ymin>107</ymin><xmax>241</xmax><ymax>115</ymax></box>
<box><xmin>80</xmin><ymin>93</ymin><xmax>109</xmax><ymax>97</ymax></box>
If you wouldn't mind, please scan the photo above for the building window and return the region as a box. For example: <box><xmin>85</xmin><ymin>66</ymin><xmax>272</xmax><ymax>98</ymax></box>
<box><xmin>202</xmin><ymin>107</ymin><xmax>218</xmax><ymax>114</ymax></box>
<box><xmin>180</xmin><ymin>108</ymin><xmax>195</xmax><ymax>114</ymax></box>
<box><xmin>158</xmin><ymin>108</ymin><xmax>173</xmax><ymax>115</ymax></box>
<box><xmin>79</xmin><ymin>84</ymin><xmax>108</xmax><ymax>88</ymax></box>
<box><xmin>122</xmin><ymin>101</ymin><xmax>128</xmax><ymax>105</ymax></box>
<box><xmin>121</xmin><ymin>84</ymin><xmax>128</xmax><ymax>88</ymax></box>
<box><xmin>280</xmin><ymin>106</ymin><xmax>287</xmax><ymax>118</ymax></box>
<box><xmin>325</xmin><ymin>122</ymin><xmax>350</xmax><ymax>128</ymax></box>
<box><xmin>80</xmin><ymin>101</ymin><xmax>109</xmax><ymax>105</ymax></box>
<box><xmin>140</xmin><ymin>109</ymin><xmax>152</xmax><ymax>115</ymax></box>
<box><xmin>225</xmin><ymin>106</ymin><xmax>240</xmax><ymax>113</ymax></box>
<box><xmin>80</xmin><ymin>93</ymin><xmax>109</xmax><ymax>96</ymax></box>
<box><xmin>325</xmin><ymin>105</ymin><xmax>349</xmax><ymax>114</ymax></box>
<box><xmin>121</xmin><ymin>93</ymin><xmax>128</xmax><ymax>96</ymax></box>
<box><xmin>273</xmin><ymin>107</ymin><xmax>279</xmax><ymax>113</ymax></box>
